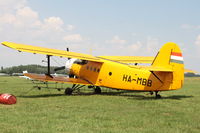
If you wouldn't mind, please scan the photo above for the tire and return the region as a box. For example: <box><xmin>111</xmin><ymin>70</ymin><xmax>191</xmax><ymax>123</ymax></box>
<box><xmin>94</xmin><ymin>86</ymin><xmax>101</xmax><ymax>94</ymax></box>
<box><xmin>65</xmin><ymin>87</ymin><xmax>73</xmax><ymax>95</ymax></box>
<box><xmin>156</xmin><ymin>94</ymin><xmax>162</xmax><ymax>99</ymax></box>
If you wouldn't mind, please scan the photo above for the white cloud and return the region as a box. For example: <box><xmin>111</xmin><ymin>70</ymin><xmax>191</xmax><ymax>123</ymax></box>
<box><xmin>106</xmin><ymin>35</ymin><xmax>127</xmax><ymax>44</ymax></box>
<box><xmin>15</xmin><ymin>7</ymin><xmax>40</xmax><ymax>29</ymax></box>
<box><xmin>0</xmin><ymin>10</ymin><xmax>40</xmax><ymax>32</ymax></box>
<box><xmin>0</xmin><ymin>0</ymin><xmax>27</xmax><ymax>14</ymax></box>
<box><xmin>100</xmin><ymin>36</ymin><xmax>160</xmax><ymax>56</ymax></box>
<box><xmin>17</xmin><ymin>6</ymin><xmax>38</xmax><ymax>18</ymax></box>
<box><xmin>181</xmin><ymin>24</ymin><xmax>194</xmax><ymax>29</ymax></box>
<box><xmin>0</xmin><ymin>13</ymin><xmax>16</xmax><ymax>24</ymax></box>
<box><xmin>195</xmin><ymin>35</ymin><xmax>200</xmax><ymax>46</ymax></box>
<box><xmin>181</xmin><ymin>24</ymin><xmax>200</xmax><ymax>30</ymax></box>
<box><xmin>0</xmin><ymin>0</ymin><xmax>84</xmax><ymax>46</ymax></box>
<box><xmin>0</xmin><ymin>0</ymin><xmax>161</xmax><ymax>67</ymax></box>
<box><xmin>146</xmin><ymin>37</ymin><xmax>159</xmax><ymax>54</ymax></box>
<box><xmin>0</xmin><ymin>0</ymin><xmax>90</xmax><ymax>67</ymax></box>
<box><xmin>129</xmin><ymin>41</ymin><xmax>142</xmax><ymax>52</ymax></box>
<box><xmin>63</xmin><ymin>34</ymin><xmax>86</xmax><ymax>43</ymax></box>
<box><xmin>43</xmin><ymin>17</ymin><xmax>64</xmax><ymax>32</ymax></box>
<box><xmin>66</xmin><ymin>24</ymin><xmax>76</xmax><ymax>31</ymax></box>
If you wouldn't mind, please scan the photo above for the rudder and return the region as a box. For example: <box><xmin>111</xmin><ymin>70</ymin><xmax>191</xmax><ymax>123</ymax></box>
<box><xmin>152</xmin><ymin>42</ymin><xmax>184</xmax><ymax>90</ymax></box>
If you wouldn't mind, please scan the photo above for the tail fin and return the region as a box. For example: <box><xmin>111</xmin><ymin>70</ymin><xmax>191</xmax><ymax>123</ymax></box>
<box><xmin>152</xmin><ymin>42</ymin><xmax>184</xmax><ymax>90</ymax></box>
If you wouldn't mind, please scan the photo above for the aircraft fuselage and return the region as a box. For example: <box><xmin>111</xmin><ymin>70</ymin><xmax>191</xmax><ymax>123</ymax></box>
<box><xmin>69</xmin><ymin>59</ymin><xmax>179</xmax><ymax>91</ymax></box>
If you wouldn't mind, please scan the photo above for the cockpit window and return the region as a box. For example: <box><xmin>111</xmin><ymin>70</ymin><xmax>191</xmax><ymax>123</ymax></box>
<box><xmin>74</xmin><ymin>59</ymin><xmax>88</xmax><ymax>65</ymax></box>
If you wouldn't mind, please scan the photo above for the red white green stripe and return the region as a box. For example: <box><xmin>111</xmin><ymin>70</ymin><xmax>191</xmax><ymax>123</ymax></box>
<box><xmin>170</xmin><ymin>52</ymin><xmax>184</xmax><ymax>64</ymax></box>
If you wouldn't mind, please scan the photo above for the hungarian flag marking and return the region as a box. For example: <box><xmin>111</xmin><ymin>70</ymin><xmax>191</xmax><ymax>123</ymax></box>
<box><xmin>170</xmin><ymin>52</ymin><xmax>184</xmax><ymax>64</ymax></box>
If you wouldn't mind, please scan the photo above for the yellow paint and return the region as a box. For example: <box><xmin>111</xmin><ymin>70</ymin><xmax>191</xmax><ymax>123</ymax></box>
<box><xmin>1</xmin><ymin>41</ymin><xmax>102</xmax><ymax>62</ymax></box>
<box><xmin>1</xmin><ymin>41</ymin><xmax>185</xmax><ymax>92</ymax></box>
<box><xmin>69</xmin><ymin>42</ymin><xmax>184</xmax><ymax>91</ymax></box>
<box><xmin>98</xmin><ymin>56</ymin><xmax>154</xmax><ymax>63</ymax></box>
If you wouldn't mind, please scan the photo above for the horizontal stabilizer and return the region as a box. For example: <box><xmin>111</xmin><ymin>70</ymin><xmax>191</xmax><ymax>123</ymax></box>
<box><xmin>144</xmin><ymin>66</ymin><xmax>173</xmax><ymax>72</ymax></box>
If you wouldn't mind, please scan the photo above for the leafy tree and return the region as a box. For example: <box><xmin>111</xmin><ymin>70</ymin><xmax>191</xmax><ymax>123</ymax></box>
<box><xmin>0</xmin><ymin>64</ymin><xmax>65</xmax><ymax>75</ymax></box>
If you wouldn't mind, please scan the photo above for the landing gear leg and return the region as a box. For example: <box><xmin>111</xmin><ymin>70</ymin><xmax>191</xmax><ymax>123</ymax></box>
<box><xmin>94</xmin><ymin>86</ymin><xmax>101</xmax><ymax>94</ymax></box>
<box><xmin>64</xmin><ymin>84</ymin><xmax>85</xmax><ymax>95</ymax></box>
<box><xmin>155</xmin><ymin>91</ymin><xmax>161</xmax><ymax>99</ymax></box>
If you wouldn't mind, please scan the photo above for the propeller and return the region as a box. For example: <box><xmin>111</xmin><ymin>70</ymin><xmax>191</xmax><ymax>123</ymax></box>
<box><xmin>66</xmin><ymin>47</ymin><xmax>71</xmax><ymax>60</ymax></box>
<box><xmin>54</xmin><ymin>66</ymin><xmax>65</xmax><ymax>71</ymax></box>
<box><xmin>54</xmin><ymin>47</ymin><xmax>70</xmax><ymax>72</ymax></box>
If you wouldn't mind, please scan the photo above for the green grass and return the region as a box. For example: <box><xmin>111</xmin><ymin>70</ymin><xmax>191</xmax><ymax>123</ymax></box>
<box><xmin>0</xmin><ymin>76</ymin><xmax>200</xmax><ymax>133</ymax></box>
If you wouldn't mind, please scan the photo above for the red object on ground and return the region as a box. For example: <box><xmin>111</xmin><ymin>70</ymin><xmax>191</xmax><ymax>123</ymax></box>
<box><xmin>0</xmin><ymin>93</ymin><xmax>17</xmax><ymax>105</ymax></box>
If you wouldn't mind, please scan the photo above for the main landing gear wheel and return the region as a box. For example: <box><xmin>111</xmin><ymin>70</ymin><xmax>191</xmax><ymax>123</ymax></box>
<box><xmin>155</xmin><ymin>91</ymin><xmax>161</xmax><ymax>99</ymax></box>
<box><xmin>94</xmin><ymin>86</ymin><xmax>101</xmax><ymax>94</ymax></box>
<box><xmin>65</xmin><ymin>87</ymin><xmax>73</xmax><ymax>95</ymax></box>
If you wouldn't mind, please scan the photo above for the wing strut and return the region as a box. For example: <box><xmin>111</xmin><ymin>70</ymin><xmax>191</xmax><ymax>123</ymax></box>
<box><xmin>46</xmin><ymin>55</ymin><xmax>52</xmax><ymax>76</ymax></box>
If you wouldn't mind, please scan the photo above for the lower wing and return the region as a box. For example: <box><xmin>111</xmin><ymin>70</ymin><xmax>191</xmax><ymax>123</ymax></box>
<box><xmin>24</xmin><ymin>73</ymin><xmax>91</xmax><ymax>85</ymax></box>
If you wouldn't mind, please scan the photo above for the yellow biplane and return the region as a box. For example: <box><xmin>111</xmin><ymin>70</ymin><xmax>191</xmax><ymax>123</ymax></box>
<box><xmin>1</xmin><ymin>41</ymin><xmax>184</xmax><ymax>98</ymax></box>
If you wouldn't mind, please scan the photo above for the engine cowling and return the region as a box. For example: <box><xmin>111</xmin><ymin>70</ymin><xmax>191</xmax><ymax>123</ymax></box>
<box><xmin>65</xmin><ymin>58</ymin><xmax>86</xmax><ymax>77</ymax></box>
<box><xmin>65</xmin><ymin>58</ymin><xmax>77</xmax><ymax>75</ymax></box>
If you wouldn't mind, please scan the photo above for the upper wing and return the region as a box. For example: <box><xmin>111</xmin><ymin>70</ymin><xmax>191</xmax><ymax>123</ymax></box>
<box><xmin>1</xmin><ymin>41</ymin><xmax>103</xmax><ymax>62</ymax></box>
<box><xmin>98</xmin><ymin>56</ymin><xmax>154</xmax><ymax>63</ymax></box>
<box><xmin>184</xmin><ymin>69</ymin><xmax>198</xmax><ymax>73</ymax></box>
<box><xmin>129</xmin><ymin>65</ymin><xmax>173</xmax><ymax>72</ymax></box>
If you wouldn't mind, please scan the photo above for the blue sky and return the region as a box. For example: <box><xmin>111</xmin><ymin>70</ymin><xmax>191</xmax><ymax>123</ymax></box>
<box><xmin>0</xmin><ymin>0</ymin><xmax>200</xmax><ymax>72</ymax></box>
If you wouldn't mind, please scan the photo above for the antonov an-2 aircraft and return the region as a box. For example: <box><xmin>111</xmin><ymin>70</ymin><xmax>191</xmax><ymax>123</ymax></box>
<box><xmin>1</xmin><ymin>42</ymin><xmax>184</xmax><ymax>98</ymax></box>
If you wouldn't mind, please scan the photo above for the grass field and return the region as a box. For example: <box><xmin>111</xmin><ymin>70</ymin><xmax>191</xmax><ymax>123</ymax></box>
<box><xmin>0</xmin><ymin>76</ymin><xmax>200</xmax><ymax>133</ymax></box>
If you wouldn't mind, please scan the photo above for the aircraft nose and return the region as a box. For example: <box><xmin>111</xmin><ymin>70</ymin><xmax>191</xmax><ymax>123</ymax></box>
<box><xmin>65</xmin><ymin>58</ymin><xmax>77</xmax><ymax>74</ymax></box>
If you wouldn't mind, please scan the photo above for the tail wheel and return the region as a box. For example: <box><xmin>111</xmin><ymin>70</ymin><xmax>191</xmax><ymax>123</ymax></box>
<box><xmin>65</xmin><ymin>87</ymin><xmax>73</xmax><ymax>95</ymax></box>
<box><xmin>94</xmin><ymin>86</ymin><xmax>101</xmax><ymax>94</ymax></box>
<box><xmin>155</xmin><ymin>91</ymin><xmax>162</xmax><ymax>99</ymax></box>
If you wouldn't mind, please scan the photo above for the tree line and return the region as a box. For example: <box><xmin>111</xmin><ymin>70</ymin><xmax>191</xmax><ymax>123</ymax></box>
<box><xmin>0</xmin><ymin>64</ymin><xmax>65</xmax><ymax>75</ymax></box>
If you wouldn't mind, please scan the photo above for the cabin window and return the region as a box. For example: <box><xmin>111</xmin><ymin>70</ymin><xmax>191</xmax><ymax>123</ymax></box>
<box><xmin>86</xmin><ymin>66</ymin><xmax>100</xmax><ymax>73</ymax></box>
<box><xmin>90</xmin><ymin>66</ymin><xmax>93</xmax><ymax>71</ymax></box>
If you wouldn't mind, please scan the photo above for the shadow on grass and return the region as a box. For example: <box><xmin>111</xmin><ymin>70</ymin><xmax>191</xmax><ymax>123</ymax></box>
<box><xmin>99</xmin><ymin>92</ymin><xmax>193</xmax><ymax>100</ymax></box>
<box><xmin>126</xmin><ymin>94</ymin><xmax>193</xmax><ymax>100</ymax></box>
<box><xmin>18</xmin><ymin>93</ymin><xmax>65</xmax><ymax>98</ymax></box>
<box><xmin>18</xmin><ymin>91</ymin><xmax>193</xmax><ymax>100</ymax></box>
<box><xmin>18</xmin><ymin>91</ymin><xmax>127</xmax><ymax>98</ymax></box>
<box><xmin>77</xmin><ymin>92</ymin><xmax>194</xmax><ymax>100</ymax></box>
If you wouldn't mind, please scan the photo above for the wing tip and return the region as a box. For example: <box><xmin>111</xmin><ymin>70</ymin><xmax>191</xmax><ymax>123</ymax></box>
<box><xmin>1</xmin><ymin>41</ymin><xmax>10</xmax><ymax>47</ymax></box>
